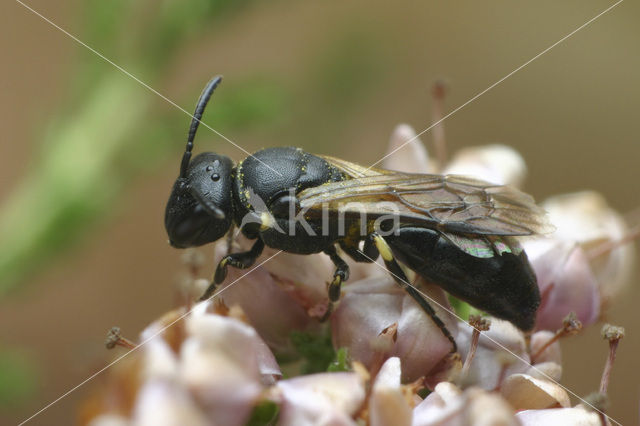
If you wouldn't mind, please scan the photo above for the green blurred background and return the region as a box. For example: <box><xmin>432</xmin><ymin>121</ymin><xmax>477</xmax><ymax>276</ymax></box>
<box><xmin>1</xmin><ymin>0</ymin><xmax>638</xmax><ymax>424</ymax></box>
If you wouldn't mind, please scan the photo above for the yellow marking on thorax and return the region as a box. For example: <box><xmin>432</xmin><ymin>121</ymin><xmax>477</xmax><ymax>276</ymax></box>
<box><xmin>260</xmin><ymin>212</ymin><xmax>274</xmax><ymax>231</ymax></box>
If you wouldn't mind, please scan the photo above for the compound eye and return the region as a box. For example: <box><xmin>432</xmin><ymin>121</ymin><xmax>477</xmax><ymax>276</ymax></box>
<box><xmin>211</xmin><ymin>173</ymin><xmax>220</xmax><ymax>182</ymax></box>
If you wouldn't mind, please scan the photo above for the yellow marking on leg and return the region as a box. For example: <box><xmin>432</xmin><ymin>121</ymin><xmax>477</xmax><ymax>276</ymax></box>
<box><xmin>373</xmin><ymin>234</ymin><xmax>394</xmax><ymax>261</ymax></box>
<box><xmin>260</xmin><ymin>212</ymin><xmax>274</xmax><ymax>231</ymax></box>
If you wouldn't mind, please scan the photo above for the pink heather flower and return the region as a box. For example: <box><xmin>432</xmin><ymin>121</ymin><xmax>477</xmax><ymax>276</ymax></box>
<box><xmin>524</xmin><ymin>238</ymin><xmax>600</xmax><ymax>330</ymax></box>
<box><xmin>383</xmin><ymin>124</ymin><xmax>433</xmax><ymax>174</ymax></box>
<box><xmin>332</xmin><ymin>275</ymin><xmax>458</xmax><ymax>382</ymax></box>
<box><xmin>90</xmin><ymin>302</ymin><xmax>282</xmax><ymax>426</ymax></box>
<box><xmin>516</xmin><ymin>406</ymin><xmax>604</xmax><ymax>426</ymax></box>
<box><xmin>215</xmin><ymin>240</ymin><xmax>324</xmax><ymax>354</ymax></box>
<box><xmin>455</xmin><ymin>318</ymin><xmax>530</xmax><ymax>390</ymax></box>
<box><xmin>500</xmin><ymin>372</ymin><xmax>571</xmax><ymax>410</ymax></box>
<box><xmin>542</xmin><ymin>191</ymin><xmax>635</xmax><ymax>301</ymax></box>
<box><xmin>272</xmin><ymin>371</ymin><xmax>366</xmax><ymax>426</ymax></box>
<box><xmin>444</xmin><ymin>144</ymin><xmax>528</xmax><ymax>188</ymax></box>
<box><xmin>82</xmin><ymin>91</ymin><xmax>634</xmax><ymax>426</ymax></box>
<box><xmin>412</xmin><ymin>382</ymin><xmax>518</xmax><ymax>426</ymax></box>
<box><xmin>369</xmin><ymin>357</ymin><xmax>414</xmax><ymax>426</ymax></box>
<box><xmin>522</xmin><ymin>191</ymin><xmax>634</xmax><ymax>330</ymax></box>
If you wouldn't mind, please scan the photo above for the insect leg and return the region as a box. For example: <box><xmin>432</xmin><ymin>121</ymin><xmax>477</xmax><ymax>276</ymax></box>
<box><xmin>199</xmin><ymin>239</ymin><xmax>265</xmax><ymax>301</ymax></box>
<box><xmin>370</xmin><ymin>233</ymin><xmax>457</xmax><ymax>352</ymax></box>
<box><xmin>339</xmin><ymin>239</ymin><xmax>379</xmax><ymax>263</ymax></box>
<box><xmin>320</xmin><ymin>245</ymin><xmax>350</xmax><ymax>321</ymax></box>
<box><xmin>225</xmin><ymin>225</ymin><xmax>236</xmax><ymax>255</ymax></box>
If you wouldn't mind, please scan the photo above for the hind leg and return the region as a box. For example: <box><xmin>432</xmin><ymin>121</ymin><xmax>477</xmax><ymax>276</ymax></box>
<box><xmin>369</xmin><ymin>233</ymin><xmax>457</xmax><ymax>352</ymax></box>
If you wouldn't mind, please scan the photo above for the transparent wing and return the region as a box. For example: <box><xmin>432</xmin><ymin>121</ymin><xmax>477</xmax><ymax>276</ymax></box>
<box><xmin>298</xmin><ymin>170</ymin><xmax>552</xmax><ymax>236</ymax></box>
<box><xmin>319</xmin><ymin>155</ymin><xmax>392</xmax><ymax>178</ymax></box>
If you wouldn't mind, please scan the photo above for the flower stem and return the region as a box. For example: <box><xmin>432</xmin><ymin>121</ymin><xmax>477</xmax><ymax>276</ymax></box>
<box><xmin>105</xmin><ymin>326</ymin><xmax>136</xmax><ymax>350</ymax></box>
<box><xmin>461</xmin><ymin>315</ymin><xmax>491</xmax><ymax>377</ymax></box>
<box><xmin>430</xmin><ymin>80</ymin><xmax>448</xmax><ymax>172</ymax></box>
<box><xmin>531</xmin><ymin>312</ymin><xmax>582</xmax><ymax>363</ymax></box>
<box><xmin>599</xmin><ymin>324</ymin><xmax>624</xmax><ymax>394</ymax></box>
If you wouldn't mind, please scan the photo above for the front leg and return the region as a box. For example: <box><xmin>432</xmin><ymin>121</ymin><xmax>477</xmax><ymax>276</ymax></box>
<box><xmin>199</xmin><ymin>238</ymin><xmax>265</xmax><ymax>301</ymax></box>
<box><xmin>320</xmin><ymin>245</ymin><xmax>350</xmax><ymax>321</ymax></box>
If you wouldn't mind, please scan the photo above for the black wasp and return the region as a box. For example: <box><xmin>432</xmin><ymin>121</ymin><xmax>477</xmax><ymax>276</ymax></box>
<box><xmin>165</xmin><ymin>76</ymin><xmax>549</xmax><ymax>349</ymax></box>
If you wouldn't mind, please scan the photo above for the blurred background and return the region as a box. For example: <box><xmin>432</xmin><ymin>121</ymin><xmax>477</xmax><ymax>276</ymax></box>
<box><xmin>1</xmin><ymin>0</ymin><xmax>638</xmax><ymax>424</ymax></box>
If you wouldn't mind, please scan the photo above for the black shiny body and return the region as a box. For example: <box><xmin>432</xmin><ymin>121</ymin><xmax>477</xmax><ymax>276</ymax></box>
<box><xmin>241</xmin><ymin>148</ymin><xmax>538</xmax><ymax>330</ymax></box>
<box><xmin>385</xmin><ymin>228</ymin><xmax>538</xmax><ymax>330</ymax></box>
<box><xmin>233</xmin><ymin>147</ymin><xmax>345</xmax><ymax>253</ymax></box>
<box><xmin>164</xmin><ymin>76</ymin><xmax>541</xmax><ymax>343</ymax></box>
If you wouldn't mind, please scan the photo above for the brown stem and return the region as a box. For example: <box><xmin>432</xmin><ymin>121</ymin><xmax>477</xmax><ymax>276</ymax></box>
<box><xmin>599</xmin><ymin>324</ymin><xmax>624</xmax><ymax>394</ymax></box>
<box><xmin>531</xmin><ymin>311</ymin><xmax>582</xmax><ymax>363</ymax></box>
<box><xmin>430</xmin><ymin>80</ymin><xmax>448</xmax><ymax>171</ymax></box>
<box><xmin>461</xmin><ymin>315</ymin><xmax>490</xmax><ymax>377</ymax></box>
<box><xmin>181</xmin><ymin>248</ymin><xmax>205</xmax><ymax>278</ymax></box>
<box><xmin>105</xmin><ymin>326</ymin><xmax>136</xmax><ymax>350</ymax></box>
<box><xmin>586</xmin><ymin>225</ymin><xmax>640</xmax><ymax>261</ymax></box>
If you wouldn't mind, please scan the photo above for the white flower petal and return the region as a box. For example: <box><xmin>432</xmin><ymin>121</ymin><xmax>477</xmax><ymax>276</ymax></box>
<box><xmin>220</xmin><ymin>261</ymin><xmax>318</xmax><ymax>353</ymax></box>
<box><xmin>333</xmin><ymin>276</ymin><xmax>456</xmax><ymax>382</ymax></box>
<box><xmin>88</xmin><ymin>414</ymin><xmax>130</xmax><ymax>426</ymax></box>
<box><xmin>524</xmin><ymin>240</ymin><xmax>600</xmax><ymax>330</ymax></box>
<box><xmin>465</xmin><ymin>388</ymin><xmax>518</xmax><ymax>426</ymax></box>
<box><xmin>516</xmin><ymin>406</ymin><xmax>602</xmax><ymax>426</ymax></box>
<box><xmin>383</xmin><ymin>124</ymin><xmax>432</xmax><ymax>174</ymax></box>
<box><xmin>139</xmin><ymin>321</ymin><xmax>179</xmax><ymax>381</ymax></box>
<box><xmin>132</xmin><ymin>380</ymin><xmax>209</xmax><ymax>426</ymax></box>
<box><xmin>456</xmin><ymin>318</ymin><xmax>529</xmax><ymax>389</ymax></box>
<box><xmin>501</xmin><ymin>373</ymin><xmax>571</xmax><ymax>410</ymax></box>
<box><xmin>276</xmin><ymin>372</ymin><xmax>365</xmax><ymax>426</ymax></box>
<box><xmin>530</xmin><ymin>331</ymin><xmax>562</xmax><ymax>365</ymax></box>
<box><xmin>526</xmin><ymin>362</ymin><xmax>562</xmax><ymax>383</ymax></box>
<box><xmin>444</xmin><ymin>144</ymin><xmax>527</xmax><ymax>187</ymax></box>
<box><xmin>370</xmin><ymin>357</ymin><xmax>412</xmax><ymax>426</ymax></box>
<box><xmin>413</xmin><ymin>384</ymin><xmax>517</xmax><ymax>426</ymax></box>
<box><xmin>542</xmin><ymin>191</ymin><xmax>635</xmax><ymax>300</ymax></box>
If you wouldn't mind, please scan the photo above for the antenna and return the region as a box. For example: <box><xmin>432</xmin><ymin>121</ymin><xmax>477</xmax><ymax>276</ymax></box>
<box><xmin>180</xmin><ymin>75</ymin><xmax>223</xmax><ymax>178</ymax></box>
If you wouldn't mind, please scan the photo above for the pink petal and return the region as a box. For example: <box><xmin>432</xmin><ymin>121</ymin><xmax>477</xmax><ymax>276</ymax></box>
<box><xmin>444</xmin><ymin>144</ymin><xmax>527</xmax><ymax>187</ymax></box>
<box><xmin>412</xmin><ymin>382</ymin><xmax>464</xmax><ymax>425</ymax></box>
<box><xmin>332</xmin><ymin>276</ymin><xmax>457</xmax><ymax>382</ymax></box>
<box><xmin>383</xmin><ymin>124</ymin><xmax>432</xmax><ymax>174</ymax></box>
<box><xmin>370</xmin><ymin>357</ymin><xmax>412</xmax><ymax>426</ymax></box>
<box><xmin>501</xmin><ymin>373</ymin><xmax>571</xmax><ymax>410</ymax></box>
<box><xmin>132</xmin><ymin>380</ymin><xmax>209</xmax><ymax>426</ymax></box>
<box><xmin>530</xmin><ymin>331</ymin><xmax>562</xmax><ymax>365</ymax></box>
<box><xmin>276</xmin><ymin>372</ymin><xmax>366</xmax><ymax>426</ymax></box>
<box><xmin>525</xmin><ymin>240</ymin><xmax>600</xmax><ymax>330</ymax></box>
<box><xmin>542</xmin><ymin>191</ymin><xmax>635</xmax><ymax>300</ymax></box>
<box><xmin>516</xmin><ymin>407</ymin><xmax>603</xmax><ymax>426</ymax></box>
<box><xmin>219</xmin><ymin>260</ymin><xmax>319</xmax><ymax>353</ymax></box>
<box><xmin>180</xmin><ymin>312</ymin><xmax>276</xmax><ymax>425</ymax></box>
<box><xmin>413</xmin><ymin>383</ymin><xmax>518</xmax><ymax>426</ymax></box>
<box><xmin>455</xmin><ymin>319</ymin><xmax>530</xmax><ymax>390</ymax></box>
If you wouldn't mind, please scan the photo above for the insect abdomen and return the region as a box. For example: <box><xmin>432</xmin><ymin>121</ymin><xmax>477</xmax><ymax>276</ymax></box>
<box><xmin>385</xmin><ymin>227</ymin><xmax>540</xmax><ymax>331</ymax></box>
